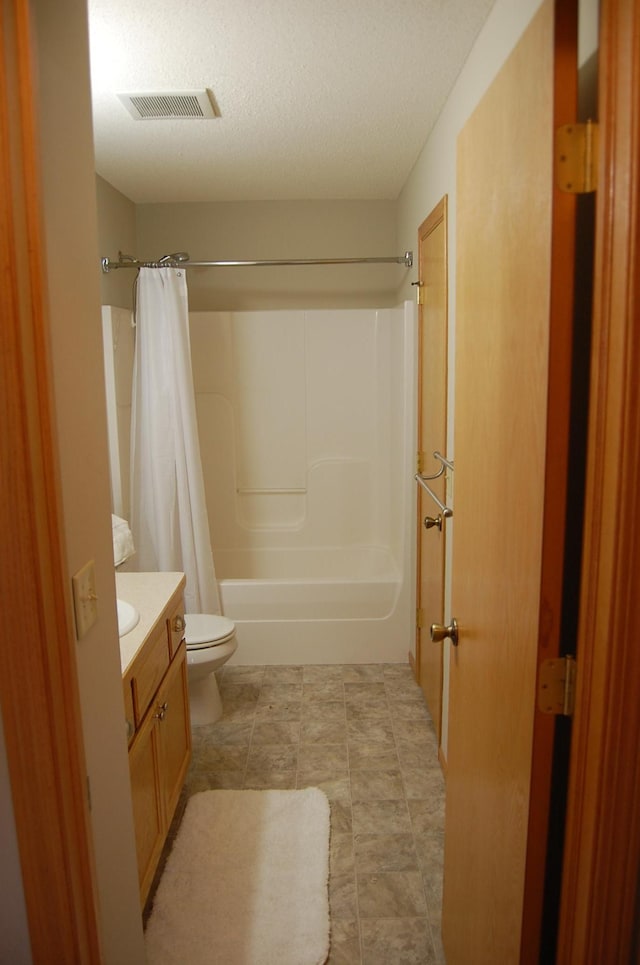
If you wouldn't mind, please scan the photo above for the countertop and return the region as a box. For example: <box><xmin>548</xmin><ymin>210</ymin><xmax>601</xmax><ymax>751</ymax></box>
<box><xmin>116</xmin><ymin>571</ymin><xmax>186</xmax><ymax>675</ymax></box>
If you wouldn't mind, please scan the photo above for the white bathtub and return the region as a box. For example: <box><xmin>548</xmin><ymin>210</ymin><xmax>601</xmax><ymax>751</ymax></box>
<box><xmin>215</xmin><ymin>546</ymin><xmax>411</xmax><ymax>665</ymax></box>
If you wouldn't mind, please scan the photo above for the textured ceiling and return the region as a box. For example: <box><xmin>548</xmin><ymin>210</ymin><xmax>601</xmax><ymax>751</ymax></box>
<box><xmin>87</xmin><ymin>0</ymin><xmax>495</xmax><ymax>204</ymax></box>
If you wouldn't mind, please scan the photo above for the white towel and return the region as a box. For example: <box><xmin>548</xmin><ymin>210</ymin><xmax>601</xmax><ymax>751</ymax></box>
<box><xmin>112</xmin><ymin>514</ymin><xmax>136</xmax><ymax>567</ymax></box>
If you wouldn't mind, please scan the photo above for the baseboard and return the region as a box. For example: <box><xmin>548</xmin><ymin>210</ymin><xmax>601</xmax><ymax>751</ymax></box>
<box><xmin>438</xmin><ymin>745</ymin><xmax>448</xmax><ymax>777</ymax></box>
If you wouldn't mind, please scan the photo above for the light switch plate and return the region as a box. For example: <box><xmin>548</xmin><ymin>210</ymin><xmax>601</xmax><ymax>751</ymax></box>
<box><xmin>72</xmin><ymin>560</ymin><xmax>98</xmax><ymax>639</ymax></box>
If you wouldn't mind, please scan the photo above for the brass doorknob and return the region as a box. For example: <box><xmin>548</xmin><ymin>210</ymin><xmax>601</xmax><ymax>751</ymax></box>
<box><xmin>423</xmin><ymin>515</ymin><xmax>443</xmax><ymax>531</ymax></box>
<box><xmin>430</xmin><ymin>618</ymin><xmax>459</xmax><ymax>646</ymax></box>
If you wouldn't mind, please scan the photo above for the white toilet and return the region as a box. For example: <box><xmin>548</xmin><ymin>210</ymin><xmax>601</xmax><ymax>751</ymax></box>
<box><xmin>184</xmin><ymin>613</ymin><xmax>237</xmax><ymax>726</ymax></box>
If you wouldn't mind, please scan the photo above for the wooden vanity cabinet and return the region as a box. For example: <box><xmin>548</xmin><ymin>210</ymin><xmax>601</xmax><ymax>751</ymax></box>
<box><xmin>125</xmin><ymin>601</ymin><xmax>191</xmax><ymax>906</ymax></box>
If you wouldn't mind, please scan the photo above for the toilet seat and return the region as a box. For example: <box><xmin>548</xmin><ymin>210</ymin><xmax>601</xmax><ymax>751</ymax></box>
<box><xmin>185</xmin><ymin>613</ymin><xmax>236</xmax><ymax>650</ymax></box>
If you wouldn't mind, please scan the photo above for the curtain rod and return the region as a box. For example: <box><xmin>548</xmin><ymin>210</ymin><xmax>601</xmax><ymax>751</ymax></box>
<box><xmin>101</xmin><ymin>250</ymin><xmax>413</xmax><ymax>273</ymax></box>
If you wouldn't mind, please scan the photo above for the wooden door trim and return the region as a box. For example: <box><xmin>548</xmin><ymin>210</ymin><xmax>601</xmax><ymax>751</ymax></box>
<box><xmin>520</xmin><ymin>0</ymin><xmax>579</xmax><ymax>958</ymax></box>
<box><xmin>417</xmin><ymin>197</ymin><xmax>448</xmax><ymax>249</ymax></box>
<box><xmin>416</xmin><ymin>196</ymin><xmax>448</xmax><ymax>465</ymax></box>
<box><xmin>414</xmin><ymin>197</ymin><xmax>447</xmax><ymax>677</ymax></box>
<box><xmin>414</xmin><ymin>195</ymin><xmax>448</xmax><ymax>605</ymax></box>
<box><xmin>557</xmin><ymin>0</ymin><xmax>640</xmax><ymax>959</ymax></box>
<box><xmin>415</xmin><ymin>195</ymin><xmax>448</xmax><ymax>739</ymax></box>
<box><xmin>0</xmin><ymin>2</ymin><xmax>101</xmax><ymax>959</ymax></box>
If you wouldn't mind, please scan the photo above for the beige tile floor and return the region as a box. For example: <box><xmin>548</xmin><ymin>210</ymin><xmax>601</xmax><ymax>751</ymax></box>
<box><xmin>182</xmin><ymin>662</ymin><xmax>445</xmax><ymax>964</ymax></box>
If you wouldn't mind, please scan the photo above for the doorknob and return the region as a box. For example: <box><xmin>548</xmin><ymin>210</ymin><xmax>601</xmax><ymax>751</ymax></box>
<box><xmin>430</xmin><ymin>618</ymin><xmax>459</xmax><ymax>646</ymax></box>
<box><xmin>423</xmin><ymin>514</ymin><xmax>443</xmax><ymax>531</ymax></box>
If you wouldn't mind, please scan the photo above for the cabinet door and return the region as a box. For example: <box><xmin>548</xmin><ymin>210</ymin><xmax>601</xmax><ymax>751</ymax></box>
<box><xmin>156</xmin><ymin>644</ymin><xmax>191</xmax><ymax>825</ymax></box>
<box><xmin>128</xmin><ymin>708</ymin><xmax>163</xmax><ymax>898</ymax></box>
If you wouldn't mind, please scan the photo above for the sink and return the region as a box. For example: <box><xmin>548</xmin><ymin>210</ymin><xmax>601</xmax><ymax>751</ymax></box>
<box><xmin>117</xmin><ymin>598</ymin><xmax>139</xmax><ymax>636</ymax></box>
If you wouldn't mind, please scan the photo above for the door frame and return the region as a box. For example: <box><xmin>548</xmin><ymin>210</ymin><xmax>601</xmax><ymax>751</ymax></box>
<box><xmin>557</xmin><ymin>0</ymin><xmax>640</xmax><ymax>959</ymax></box>
<box><xmin>414</xmin><ymin>196</ymin><xmax>448</xmax><ymax>741</ymax></box>
<box><xmin>0</xmin><ymin>1</ymin><xmax>102</xmax><ymax>959</ymax></box>
<box><xmin>520</xmin><ymin>0</ymin><xmax>579</xmax><ymax>954</ymax></box>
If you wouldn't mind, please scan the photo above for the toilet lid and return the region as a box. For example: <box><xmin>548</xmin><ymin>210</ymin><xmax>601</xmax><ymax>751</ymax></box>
<box><xmin>184</xmin><ymin>613</ymin><xmax>236</xmax><ymax>649</ymax></box>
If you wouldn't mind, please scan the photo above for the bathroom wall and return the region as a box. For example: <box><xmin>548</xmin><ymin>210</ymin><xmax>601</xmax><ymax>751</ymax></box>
<box><xmin>136</xmin><ymin>199</ymin><xmax>403</xmax><ymax>310</ymax></box>
<box><xmin>97</xmin><ymin>175</ymin><xmax>137</xmax><ymax>309</ymax></box>
<box><xmin>190</xmin><ymin>307</ymin><xmax>405</xmax><ymax>562</ymax></box>
<box><xmin>102</xmin><ymin>306</ymin><xmax>135</xmax><ymax>521</ymax></box>
<box><xmin>31</xmin><ymin>1</ymin><xmax>145</xmax><ymax>961</ymax></box>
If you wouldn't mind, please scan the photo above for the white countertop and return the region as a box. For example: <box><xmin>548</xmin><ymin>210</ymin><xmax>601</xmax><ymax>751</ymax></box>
<box><xmin>116</xmin><ymin>571</ymin><xmax>185</xmax><ymax>675</ymax></box>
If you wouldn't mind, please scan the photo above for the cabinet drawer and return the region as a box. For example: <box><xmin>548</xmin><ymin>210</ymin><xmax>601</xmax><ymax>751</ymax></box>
<box><xmin>168</xmin><ymin>606</ymin><xmax>186</xmax><ymax>659</ymax></box>
<box><xmin>131</xmin><ymin>627</ymin><xmax>170</xmax><ymax>725</ymax></box>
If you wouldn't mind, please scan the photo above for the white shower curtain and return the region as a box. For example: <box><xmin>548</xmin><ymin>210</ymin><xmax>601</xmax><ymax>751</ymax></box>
<box><xmin>130</xmin><ymin>267</ymin><xmax>220</xmax><ymax>614</ymax></box>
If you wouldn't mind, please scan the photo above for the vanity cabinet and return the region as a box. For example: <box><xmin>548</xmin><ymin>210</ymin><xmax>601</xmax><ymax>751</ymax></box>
<box><xmin>124</xmin><ymin>598</ymin><xmax>191</xmax><ymax>906</ymax></box>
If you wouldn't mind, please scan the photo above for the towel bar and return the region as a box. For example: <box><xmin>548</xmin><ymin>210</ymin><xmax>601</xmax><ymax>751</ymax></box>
<box><xmin>420</xmin><ymin>450</ymin><xmax>455</xmax><ymax>481</ymax></box>
<box><xmin>414</xmin><ymin>473</ymin><xmax>453</xmax><ymax>518</ymax></box>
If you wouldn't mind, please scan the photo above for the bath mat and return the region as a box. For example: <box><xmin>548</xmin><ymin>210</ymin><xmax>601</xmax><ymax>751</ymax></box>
<box><xmin>144</xmin><ymin>787</ymin><xmax>331</xmax><ymax>965</ymax></box>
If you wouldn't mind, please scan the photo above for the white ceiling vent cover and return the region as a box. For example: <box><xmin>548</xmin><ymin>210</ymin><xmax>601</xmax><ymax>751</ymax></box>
<box><xmin>117</xmin><ymin>90</ymin><xmax>219</xmax><ymax>120</ymax></box>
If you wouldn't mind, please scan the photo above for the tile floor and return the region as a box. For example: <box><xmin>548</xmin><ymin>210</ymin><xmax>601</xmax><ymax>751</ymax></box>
<box><xmin>180</xmin><ymin>662</ymin><xmax>445</xmax><ymax>964</ymax></box>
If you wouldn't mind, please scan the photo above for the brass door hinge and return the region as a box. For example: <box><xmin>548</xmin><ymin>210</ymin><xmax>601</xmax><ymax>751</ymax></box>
<box><xmin>411</xmin><ymin>280</ymin><xmax>424</xmax><ymax>305</ymax></box>
<box><xmin>416</xmin><ymin>608</ymin><xmax>426</xmax><ymax>630</ymax></box>
<box><xmin>416</xmin><ymin>450</ymin><xmax>426</xmax><ymax>474</ymax></box>
<box><xmin>555</xmin><ymin>121</ymin><xmax>599</xmax><ymax>193</ymax></box>
<box><xmin>538</xmin><ymin>655</ymin><xmax>576</xmax><ymax>717</ymax></box>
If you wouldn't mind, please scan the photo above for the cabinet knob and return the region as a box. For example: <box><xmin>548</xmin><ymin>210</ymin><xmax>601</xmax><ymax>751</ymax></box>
<box><xmin>153</xmin><ymin>701</ymin><xmax>169</xmax><ymax>721</ymax></box>
<box><xmin>172</xmin><ymin>615</ymin><xmax>186</xmax><ymax>633</ymax></box>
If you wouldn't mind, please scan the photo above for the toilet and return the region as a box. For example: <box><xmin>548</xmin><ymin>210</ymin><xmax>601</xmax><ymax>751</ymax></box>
<box><xmin>184</xmin><ymin>613</ymin><xmax>238</xmax><ymax>726</ymax></box>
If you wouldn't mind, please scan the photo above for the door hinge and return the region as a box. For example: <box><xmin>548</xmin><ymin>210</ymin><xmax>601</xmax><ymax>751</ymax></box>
<box><xmin>416</xmin><ymin>450</ymin><xmax>426</xmax><ymax>474</ymax></box>
<box><xmin>411</xmin><ymin>280</ymin><xmax>424</xmax><ymax>305</ymax></box>
<box><xmin>555</xmin><ymin>120</ymin><xmax>599</xmax><ymax>194</ymax></box>
<box><xmin>537</xmin><ymin>655</ymin><xmax>576</xmax><ymax>717</ymax></box>
<box><xmin>416</xmin><ymin>608</ymin><xmax>426</xmax><ymax>630</ymax></box>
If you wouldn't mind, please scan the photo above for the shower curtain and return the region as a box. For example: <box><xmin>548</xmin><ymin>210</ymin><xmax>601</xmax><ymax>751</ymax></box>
<box><xmin>130</xmin><ymin>267</ymin><xmax>220</xmax><ymax>614</ymax></box>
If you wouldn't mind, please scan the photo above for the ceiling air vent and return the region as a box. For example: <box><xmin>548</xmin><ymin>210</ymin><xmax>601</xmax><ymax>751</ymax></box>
<box><xmin>117</xmin><ymin>89</ymin><xmax>219</xmax><ymax>120</ymax></box>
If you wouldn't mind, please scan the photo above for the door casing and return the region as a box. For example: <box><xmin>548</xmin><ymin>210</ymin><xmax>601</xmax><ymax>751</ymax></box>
<box><xmin>557</xmin><ymin>0</ymin><xmax>640</xmax><ymax>958</ymax></box>
<box><xmin>415</xmin><ymin>197</ymin><xmax>449</xmax><ymax>743</ymax></box>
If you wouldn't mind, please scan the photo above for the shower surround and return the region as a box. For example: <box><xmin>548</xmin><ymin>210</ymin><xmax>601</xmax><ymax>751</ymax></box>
<box><xmin>190</xmin><ymin>303</ymin><xmax>416</xmax><ymax>664</ymax></box>
<box><xmin>102</xmin><ymin>302</ymin><xmax>416</xmax><ymax>664</ymax></box>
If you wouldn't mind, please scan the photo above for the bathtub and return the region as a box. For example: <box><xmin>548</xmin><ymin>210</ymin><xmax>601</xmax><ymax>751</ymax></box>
<box><xmin>215</xmin><ymin>546</ymin><xmax>412</xmax><ymax>665</ymax></box>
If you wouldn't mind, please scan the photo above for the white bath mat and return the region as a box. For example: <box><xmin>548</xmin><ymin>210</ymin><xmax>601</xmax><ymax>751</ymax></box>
<box><xmin>144</xmin><ymin>788</ymin><xmax>331</xmax><ymax>965</ymax></box>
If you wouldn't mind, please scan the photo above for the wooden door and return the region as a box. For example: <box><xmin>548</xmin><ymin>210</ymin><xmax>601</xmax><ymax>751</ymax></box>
<box><xmin>415</xmin><ymin>199</ymin><xmax>448</xmax><ymax>741</ymax></box>
<box><xmin>442</xmin><ymin>1</ymin><xmax>578</xmax><ymax>962</ymax></box>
